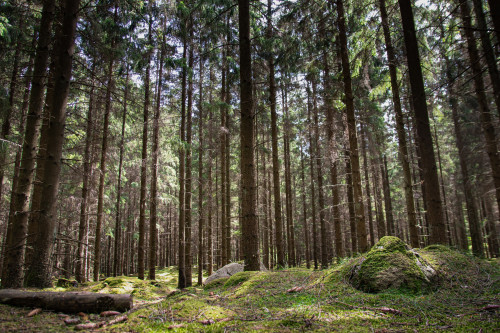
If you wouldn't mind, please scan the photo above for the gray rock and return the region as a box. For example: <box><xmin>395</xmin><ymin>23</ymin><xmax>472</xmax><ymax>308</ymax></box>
<box><xmin>204</xmin><ymin>263</ymin><xmax>244</xmax><ymax>285</ymax></box>
<box><xmin>204</xmin><ymin>262</ymin><xmax>268</xmax><ymax>285</ymax></box>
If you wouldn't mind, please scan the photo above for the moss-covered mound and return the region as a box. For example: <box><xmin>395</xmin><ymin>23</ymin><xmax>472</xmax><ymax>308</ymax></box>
<box><xmin>420</xmin><ymin>244</ymin><xmax>499</xmax><ymax>292</ymax></box>
<box><xmin>347</xmin><ymin>236</ymin><xmax>436</xmax><ymax>293</ymax></box>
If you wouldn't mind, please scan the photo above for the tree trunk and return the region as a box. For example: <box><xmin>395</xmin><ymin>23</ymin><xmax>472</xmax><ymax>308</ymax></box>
<box><xmin>0</xmin><ymin>10</ymin><xmax>24</xmax><ymax>208</ymax></box>
<box><xmin>283</xmin><ymin>82</ymin><xmax>295</xmax><ymax>267</ymax></box>
<box><xmin>1</xmin><ymin>0</ymin><xmax>55</xmax><ymax>288</ymax></box>
<box><xmin>337</xmin><ymin>0</ymin><xmax>367</xmax><ymax>252</ymax></box>
<box><xmin>457</xmin><ymin>0</ymin><xmax>500</xmax><ymax>252</ymax></box>
<box><xmin>24</xmin><ymin>0</ymin><xmax>80</xmax><ymax>287</ymax></box>
<box><xmin>113</xmin><ymin>68</ymin><xmax>129</xmax><ymax>278</ymax></box>
<box><xmin>239</xmin><ymin>0</ymin><xmax>259</xmax><ymax>271</ymax></box>
<box><xmin>306</xmin><ymin>82</ymin><xmax>318</xmax><ymax>269</ymax></box>
<box><xmin>360</xmin><ymin>125</ymin><xmax>375</xmax><ymax>247</ymax></box>
<box><xmin>378</xmin><ymin>0</ymin><xmax>418</xmax><ymax>247</ymax></box>
<box><xmin>312</xmin><ymin>78</ymin><xmax>328</xmax><ymax>268</ymax></box>
<box><xmin>381</xmin><ymin>155</ymin><xmax>395</xmax><ymax>236</ymax></box>
<box><xmin>178</xmin><ymin>21</ymin><xmax>188</xmax><ymax>289</ymax></box>
<box><xmin>300</xmin><ymin>148</ymin><xmax>311</xmax><ymax>268</ymax></box>
<box><xmin>220</xmin><ymin>41</ymin><xmax>228</xmax><ymax>267</ymax></box>
<box><xmin>75</xmin><ymin>71</ymin><xmax>95</xmax><ymax>283</ymax></box>
<box><xmin>149</xmin><ymin>31</ymin><xmax>164</xmax><ymax>281</ymax></box>
<box><xmin>398</xmin><ymin>0</ymin><xmax>446</xmax><ymax>244</ymax></box>
<box><xmin>321</xmin><ymin>36</ymin><xmax>343</xmax><ymax>260</ymax></box>
<box><xmin>207</xmin><ymin>67</ymin><xmax>214</xmax><ymax>276</ymax></box>
<box><xmin>345</xmin><ymin>144</ymin><xmax>356</xmax><ymax>254</ymax></box>
<box><xmin>185</xmin><ymin>26</ymin><xmax>194</xmax><ymax>286</ymax></box>
<box><xmin>0</xmin><ymin>290</ymin><xmax>132</xmax><ymax>313</ymax></box>
<box><xmin>137</xmin><ymin>16</ymin><xmax>152</xmax><ymax>281</ymax></box>
<box><xmin>197</xmin><ymin>49</ymin><xmax>204</xmax><ymax>285</ymax></box>
<box><xmin>471</xmin><ymin>0</ymin><xmax>500</xmax><ymax>117</ymax></box>
<box><xmin>486</xmin><ymin>0</ymin><xmax>500</xmax><ymax>44</ymax></box>
<box><xmin>268</xmin><ymin>3</ymin><xmax>284</xmax><ymax>268</ymax></box>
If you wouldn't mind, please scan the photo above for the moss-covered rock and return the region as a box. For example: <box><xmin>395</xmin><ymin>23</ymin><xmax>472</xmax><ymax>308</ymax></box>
<box><xmin>348</xmin><ymin>236</ymin><xmax>436</xmax><ymax>293</ymax></box>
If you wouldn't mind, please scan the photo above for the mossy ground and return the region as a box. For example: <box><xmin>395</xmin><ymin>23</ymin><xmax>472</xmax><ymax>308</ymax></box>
<box><xmin>0</xmin><ymin>251</ymin><xmax>498</xmax><ymax>332</ymax></box>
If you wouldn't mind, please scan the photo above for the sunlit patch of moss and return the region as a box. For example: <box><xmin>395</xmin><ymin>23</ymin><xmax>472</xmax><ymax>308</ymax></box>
<box><xmin>224</xmin><ymin>271</ymin><xmax>259</xmax><ymax>288</ymax></box>
<box><xmin>371</xmin><ymin>236</ymin><xmax>411</xmax><ymax>254</ymax></box>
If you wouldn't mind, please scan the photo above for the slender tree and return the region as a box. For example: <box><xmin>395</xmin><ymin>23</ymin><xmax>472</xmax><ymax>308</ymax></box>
<box><xmin>239</xmin><ymin>0</ymin><xmax>259</xmax><ymax>271</ymax></box>
<box><xmin>378</xmin><ymin>0</ymin><xmax>418</xmax><ymax>247</ymax></box>
<box><xmin>398</xmin><ymin>0</ymin><xmax>446</xmax><ymax>244</ymax></box>
<box><xmin>337</xmin><ymin>0</ymin><xmax>367</xmax><ymax>252</ymax></box>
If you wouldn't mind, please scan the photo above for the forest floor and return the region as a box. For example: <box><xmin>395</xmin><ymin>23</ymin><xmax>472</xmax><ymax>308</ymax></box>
<box><xmin>0</xmin><ymin>248</ymin><xmax>499</xmax><ymax>332</ymax></box>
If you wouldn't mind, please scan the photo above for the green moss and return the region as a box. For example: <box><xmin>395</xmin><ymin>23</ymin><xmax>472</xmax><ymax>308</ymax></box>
<box><xmin>204</xmin><ymin>277</ymin><xmax>229</xmax><ymax>289</ymax></box>
<box><xmin>343</xmin><ymin>237</ymin><xmax>437</xmax><ymax>294</ymax></box>
<box><xmin>370</xmin><ymin>236</ymin><xmax>411</xmax><ymax>255</ymax></box>
<box><xmin>423</xmin><ymin>244</ymin><xmax>453</xmax><ymax>252</ymax></box>
<box><xmin>103</xmin><ymin>277</ymin><xmax>125</xmax><ymax>287</ymax></box>
<box><xmin>223</xmin><ymin>271</ymin><xmax>258</xmax><ymax>288</ymax></box>
<box><xmin>351</xmin><ymin>252</ymin><xmax>429</xmax><ymax>293</ymax></box>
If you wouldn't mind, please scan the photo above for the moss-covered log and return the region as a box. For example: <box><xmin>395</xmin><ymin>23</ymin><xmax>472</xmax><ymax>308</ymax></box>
<box><xmin>0</xmin><ymin>290</ymin><xmax>132</xmax><ymax>313</ymax></box>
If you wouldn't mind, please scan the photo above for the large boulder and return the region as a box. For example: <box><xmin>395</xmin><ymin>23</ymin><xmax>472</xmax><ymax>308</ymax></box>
<box><xmin>204</xmin><ymin>263</ymin><xmax>244</xmax><ymax>285</ymax></box>
<box><xmin>204</xmin><ymin>262</ymin><xmax>268</xmax><ymax>286</ymax></box>
<box><xmin>347</xmin><ymin>236</ymin><xmax>437</xmax><ymax>293</ymax></box>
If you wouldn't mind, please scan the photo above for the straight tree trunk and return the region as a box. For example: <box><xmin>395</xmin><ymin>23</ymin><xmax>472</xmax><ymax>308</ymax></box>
<box><xmin>149</xmin><ymin>35</ymin><xmax>164</xmax><ymax>280</ymax></box>
<box><xmin>381</xmin><ymin>155</ymin><xmax>395</xmax><ymax>236</ymax></box>
<box><xmin>268</xmin><ymin>4</ymin><xmax>284</xmax><ymax>268</ymax></box>
<box><xmin>207</xmin><ymin>67</ymin><xmax>214</xmax><ymax>276</ymax></box>
<box><xmin>178</xmin><ymin>24</ymin><xmax>188</xmax><ymax>289</ymax></box>
<box><xmin>220</xmin><ymin>43</ymin><xmax>228</xmax><ymax>267</ymax></box>
<box><xmin>430</xmin><ymin>110</ymin><xmax>452</xmax><ymax>245</ymax></box>
<box><xmin>486</xmin><ymin>0</ymin><xmax>500</xmax><ymax>44</ymax></box>
<box><xmin>337</xmin><ymin>0</ymin><xmax>367</xmax><ymax>252</ymax></box>
<box><xmin>1</xmin><ymin>0</ymin><xmax>55</xmax><ymax>288</ymax></box>
<box><xmin>224</xmin><ymin>45</ymin><xmax>231</xmax><ymax>265</ymax></box>
<box><xmin>345</xmin><ymin>144</ymin><xmax>356</xmax><ymax>254</ymax></box>
<box><xmin>113</xmin><ymin>68</ymin><xmax>129</xmax><ymax>277</ymax></box>
<box><xmin>398</xmin><ymin>0</ymin><xmax>446</xmax><ymax>244</ymax></box>
<box><xmin>378</xmin><ymin>0</ymin><xmax>418</xmax><ymax>247</ymax></box>
<box><xmin>24</xmin><ymin>0</ymin><xmax>80</xmax><ymax>287</ymax></box>
<box><xmin>94</xmin><ymin>55</ymin><xmax>116</xmax><ymax>281</ymax></box>
<box><xmin>0</xmin><ymin>11</ymin><xmax>24</xmax><ymax>208</ymax></box>
<box><xmin>137</xmin><ymin>16</ymin><xmax>152</xmax><ymax>280</ymax></box>
<box><xmin>307</xmin><ymin>82</ymin><xmax>318</xmax><ymax>269</ymax></box>
<box><xmin>263</xmin><ymin>137</ymin><xmax>271</xmax><ymax>269</ymax></box>
<box><xmin>457</xmin><ymin>0</ymin><xmax>500</xmax><ymax>251</ymax></box>
<box><xmin>197</xmin><ymin>50</ymin><xmax>204</xmax><ymax>285</ymax></box>
<box><xmin>75</xmin><ymin>72</ymin><xmax>96</xmax><ymax>283</ymax></box>
<box><xmin>360</xmin><ymin>125</ymin><xmax>375</xmax><ymax>247</ymax></box>
<box><xmin>300</xmin><ymin>148</ymin><xmax>311</xmax><ymax>268</ymax></box>
<box><xmin>312</xmin><ymin>79</ymin><xmax>328</xmax><ymax>268</ymax></box>
<box><xmin>239</xmin><ymin>0</ymin><xmax>259</xmax><ymax>271</ymax></box>
<box><xmin>472</xmin><ymin>0</ymin><xmax>500</xmax><ymax>118</ymax></box>
<box><xmin>25</xmin><ymin>59</ymin><xmax>55</xmax><ymax>267</ymax></box>
<box><xmin>283</xmin><ymin>83</ymin><xmax>295</xmax><ymax>267</ymax></box>
<box><xmin>320</xmin><ymin>15</ymin><xmax>338</xmax><ymax>261</ymax></box>
<box><xmin>185</xmin><ymin>28</ymin><xmax>194</xmax><ymax>286</ymax></box>
<box><xmin>323</xmin><ymin>60</ymin><xmax>343</xmax><ymax>258</ymax></box>
<box><xmin>0</xmin><ymin>34</ymin><xmax>35</xmax><ymax>278</ymax></box>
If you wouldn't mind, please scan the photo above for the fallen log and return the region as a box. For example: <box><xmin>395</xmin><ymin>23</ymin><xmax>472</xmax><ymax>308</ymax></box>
<box><xmin>0</xmin><ymin>289</ymin><xmax>132</xmax><ymax>313</ymax></box>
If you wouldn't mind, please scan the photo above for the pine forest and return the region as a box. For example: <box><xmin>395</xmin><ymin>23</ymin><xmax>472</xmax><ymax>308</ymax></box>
<box><xmin>0</xmin><ymin>0</ymin><xmax>498</xmax><ymax>331</ymax></box>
